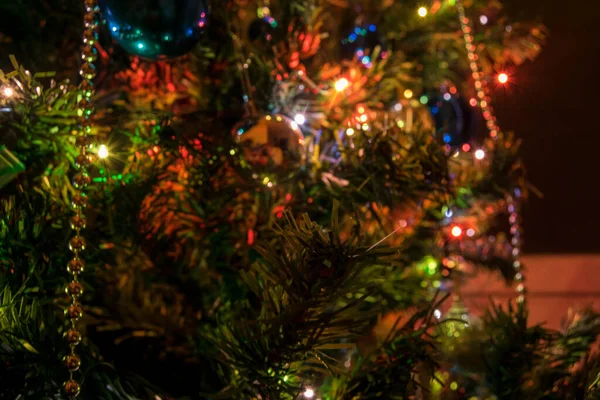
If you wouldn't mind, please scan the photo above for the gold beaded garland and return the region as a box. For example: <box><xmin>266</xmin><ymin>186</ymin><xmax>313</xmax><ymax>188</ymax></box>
<box><xmin>456</xmin><ymin>0</ymin><xmax>526</xmax><ymax>302</ymax></box>
<box><xmin>63</xmin><ymin>0</ymin><xmax>98</xmax><ymax>397</ymax></box>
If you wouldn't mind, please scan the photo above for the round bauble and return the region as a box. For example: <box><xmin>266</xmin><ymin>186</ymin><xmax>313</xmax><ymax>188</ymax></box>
<box><xmin>427</xmin><ymin>92</ymin><xmax>475</xmax><ymax>146</ymax></box>
<box><xmin>98</xmin><ymin>0</ymin><xmax>209</xmax><ymax>60</ymax></box>
<box><xmin>233</xmin><ymin>114</ymin><xmax>306</xmax><ymax>182</ymax></box>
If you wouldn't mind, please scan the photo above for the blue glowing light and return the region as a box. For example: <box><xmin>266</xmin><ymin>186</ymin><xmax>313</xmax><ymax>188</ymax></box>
<box><xmin>369</xmin><ymin>24</ymin><xmax>376</xmax><ymax>32</ymax></box>
<box><xmin>349</xmin><ymin>33</ymin><xmax>357</xmax><ymax>42</ymax></box>
<box><xmin>443</xmin><ymin>133</ymin><xmax>452</xmax><ymax>143</ymax></box>
<box><xmin>431</xmin><ymin>106</ymin><xmax>439</xmax><ymax>115</ymax></box>
<box><xmin>137</xmin><ymin>42</ymin><xmax>144</xmax><ymax>49</ymax></box>
<box><xmin>355</xmin><ymin>27</ymin><xmax>361</xmax><ymax>34</ymax></box>
<box><xmin>186</xmin><ymin>28</ymin><xmax>193</xmax><ymax>36</ymax></box>
<box><xmin>362</xmin><ymin>56</ymin><xmax>371</xmax><ymax>65</ymax></box>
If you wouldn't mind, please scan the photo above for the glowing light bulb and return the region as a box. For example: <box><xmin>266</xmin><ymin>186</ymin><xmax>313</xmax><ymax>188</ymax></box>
<box><xmin>475</xmin><ymin>149</ymin><xmax>485</xmax><ymax>160</ymax></box>
<box><xmin>466</xmin><ymin>228</ymin><xmax>475</xmax><ymax>237</ymax></box>
<box><xmin>451</xmin><ymin>226</ymin><xmax>463</xmax><ymax>238</ymax></box>
<box><xmin>404</xmin><ymin>89</ymin><xmax>413</xmax><ymax>99</ymax></box>
<box><xmin>443</xmin><ymin>93</ymin><xmax>452</xmax><ymax>101</ymax></box>
<box><xmin>479</xmin><ymin>15</ymin><xmax>488</xmax><ymax>25</ymax></box>
<box><xmin>304</xmin><ymin>388</ymin><xmax>315</xmax><ymax>398</ymax></box>
<box><xmin>498</xmin><ymin>73</ymin><xmax>509</xmax><ymax>84</ymax></box>
<box><xmin>98</xmin><ymin>144</ymin><xmax>109</xmax><ymax>159</ymax></box>
<box><xmin>335</xmin><ymin>78</ymin><xmax>349</xmax><ymax>92</ymax></box>
<box><xmin>294</xmin><ymin>114</ymin><xmax>306</xmax><ymax>125</ymax></box>
<box><xmin>434</xmin><ymin>309</ymin><xmax>442</xmax><ymax>319</ymax></box>
<box><xmin>346</xmin><ymin>128</ymin><xmax>355</xmax><ymax>136</ymax></box>
<box><xmin>418</xmin><ymin>7</ymin><xmax>428</xmax><ymax>17</ymax></box>
<box><xmin>2</xmin><ymin>87</ymin><xmax>14</xmax><ymax>97</ymax></box>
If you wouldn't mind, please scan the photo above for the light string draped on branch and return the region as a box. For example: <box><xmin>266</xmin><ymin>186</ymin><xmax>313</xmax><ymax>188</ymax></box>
<box><xmin>456</xmin><ymin>0</ymin><xmax>525</xmax><ymax>303</ymax></box>
<box><xmin>62</xmin><ymin>0</ymin><xmax>99</xmax><ymax>397</ymax></box>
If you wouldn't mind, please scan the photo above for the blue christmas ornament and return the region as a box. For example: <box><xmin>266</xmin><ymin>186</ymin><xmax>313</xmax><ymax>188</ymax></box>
<box><xmin>427</xmin><ymin>92</ymin><xmax>475</xmax><ymax>146</ymax></box>
<box><xmin>98</xmin><ymin>0</ymin><xmax>209</xmax><ymax>60</ymax></box>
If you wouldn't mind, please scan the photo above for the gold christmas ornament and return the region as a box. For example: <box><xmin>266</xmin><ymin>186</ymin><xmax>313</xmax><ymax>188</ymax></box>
<box><xmin>233</xmin><ymin>114</ymin><xmax>306</xmax><ymax>183</ymax></box>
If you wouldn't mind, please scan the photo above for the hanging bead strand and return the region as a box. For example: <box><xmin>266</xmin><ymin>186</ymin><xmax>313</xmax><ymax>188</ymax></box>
<box><xmin>63</xmin><ymin>0</ymin><xmax>98</xmax><ymax>397</ymax></box>
<box><xmin>456</xmin><ymin>0</ymin><xmax>525</xmax><ymax>302</ymax></box>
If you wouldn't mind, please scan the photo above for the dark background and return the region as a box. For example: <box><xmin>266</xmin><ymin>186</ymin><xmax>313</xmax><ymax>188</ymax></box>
<box><xmin>501</xmin><ymin>0</ymin><xmax>600</xmax><ymax>253</ymax></box>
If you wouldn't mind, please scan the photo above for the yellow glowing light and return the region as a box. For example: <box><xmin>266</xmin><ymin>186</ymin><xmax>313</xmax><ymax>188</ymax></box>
<box><xmin>498</xmin><ymin>73</ymin><xmax>509</xmax><ymax>84</ymax></box>
<box><xmin>2</xmin><ymin>87</ymin><xmax>14</xmax><ymax>97</ymax></box>
<box><xmin>98</xmin><ymin>144</ymin><xmax>109</xmax><ymax>159</ymax></box>
<box><xmin>418</xmin><ymin>6</ymin><xmax>428</xmax><ymax>17</ymax></box>
<box><xmin>357</xmin><ymin>106</ymin><xmax>365</xmax><ymax>114</ymax></box>
<box><xmin>346</xmin><ymin>128</ymin><xmax>355</xmax><ymax>136</ymax></box>
<box><xmin>475</xmin><ymin>149</ymin><xmax>485</xmax><ymax>160</ymax></box>
<box><xmin>404</xmin><ymin>89</ymin><xmax>413</xmax><ymax>99</ymax></box>
<box><xmin>451</xmin><ymin>226</ymin><xmax>462</xmax><ymax>238</ymax></box>
<box><xmin>335</xmin><ymin>78</ymin><xmax>349</xmax><ymax>92</ymax></box>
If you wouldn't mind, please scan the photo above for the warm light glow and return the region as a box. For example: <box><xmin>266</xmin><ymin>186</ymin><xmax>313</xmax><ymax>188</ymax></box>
<box><xmin>304</xmin><ymin>388</ymin><xmax>315</xmax><ymax>398</ymax></box>
<box><xmin>2</xmin><ymin>87</ymin><xmax>14</xmax><ymax>97</ymax></box>
<box><xmin>359</xmin><ymin>114</ymin><xmax>368</xmax><ymax>123</ymax></box>
<box><xmin>466</xmin><ymin>228</ymin><xmax>476</xmax><ymax>237</ymax></box>
<box><xmin>479</xmin><ymin>15</ymin><xmax>488</xmax><ymax>25</ymax></box>
<box><xmin>404</xmin><ymin>89</ymin><xmax>413</xmax><ymax>99</ymax></box>
<box><xmin>475</xmin><ymin>149</ymin><xmax>485</xmax><ymax>160</ymax></box>
<box><xmin>418</xmin><ymin>6</ymin><xmax>428</xmax><ymax>17</ymax></box>
<box><xmin>98</xmin><ymin>144</ymin><xmax>109</xmax><ymax>159</ymax></box>
<box><xmin>469</xmin><ymin>98</ymin><xmax>478</xmax><ymax>107</ymax></box>
<box><xmin>498</xmin><ymin>73</ymin><xmax>509</xmax><ymax>84</ymax></box>
<box><xmin>294</xmin><ymin>113</ymin><xmax>306</xmax><ymax>125</ymax></box>
<box><xmin>346</xmin><ymin>128</ymin><xmax>355</xmax><ymax>136</ymax></box>
<box><xmin>451</xmin><ymin>226</ymin><xmax>463</xmax><ymax>238</ymax></box>
<box><xmin>335</xmin><ymin>78</ymin><xmax>349</xmax><ymax>92</ymax></box>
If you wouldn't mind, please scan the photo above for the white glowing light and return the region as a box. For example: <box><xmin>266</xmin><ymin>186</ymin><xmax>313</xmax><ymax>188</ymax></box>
<box><xmin>498</xmin><ymin>73</ymin><xmax>509</xmax><ymax>84</ymax></box>
<box><xmin>475</xmin><ymin>149</ymin><xmax>485</xmax><ymax>160</ymax></box>
<box><xmin>335</xmin><ymin>78</ymin><xmax>349</xmax><ymax>92</ymax></box>
<box><xmin>394</xmin><ymin>103</ymin><xmax>402</xmax><ymax>112</ymax></box>
<box><xmin>294</xmin><ymin>114</ymin><xmax>306</xmax><ymax>125</ymax></box>
<box><xmin>418</xmin><ymin>7</ymin><xmax>428</xmax><ymax>17</ymax></box>
<box><xmin>434</xmin><ymin>309</ymin><xmax>442</xmax><ymax>319</ymax></box>
<box><xmin>479</xmin><ymin>15</ymin><xmax>488</xmax><ymax>25</ymax></box>
<box><xmin>451</xmin><ymin>226</ymin><xmax>463</xmax><ymax>238</ymax></box>
<box><xmin>2</xmin><ymin>87</ymin><xmax>14</xmax><ymax>98</ymax></box>
<box><xmin>443</xmin><ymin>93</ymin><xmax>452</xmax><ymax>101</ymax></box>
<box><xmin>346</xmin><ymin>128</ymin><xmax>355</xmax><ymax>136</ymax></box>
<box><xmin>466</xmin><ymin>228</ymin><xmax>475</xmax><ymax>237</ymax></box>
<box><xmin>304</xmin><ymin>388</ymin><xmax>315</xmax><ymax>398</ymax></box>
<box><xmin>98</xmin><ymin>144</ymin><xmax>109</xmax><ymax>159</ymax></box>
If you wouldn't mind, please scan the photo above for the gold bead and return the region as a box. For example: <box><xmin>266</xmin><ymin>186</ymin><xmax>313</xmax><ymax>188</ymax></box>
<box><xmin>64</xmin><ymin>329</ymin><xmax>82</xmax><ymax>345</ymax></box>
<box><xmin>63</xmin><ymin>379</ymin><xmax>81</xmax><ymax>397</ymax></box>
<box><xmin>72</xmin><ymin>194</ymin><xmax>89</xmax><ymax>210</ymax></box>
<box><xmin>70</xmin><ymin>215</ymin><xmax>87</xmax><ymax>230</ymax></box>
<box><xmin>83</xmin><ymin>29</ymin><xmax>97</xmax><ymax>45</ymax></box>
<box><xmin>69</xmin><ymin>236</ymin><xmax>86</xmax><ymax>252</ymax></box>
<box><xmin>73</xmin><ymin>172</ymin><xmax>90</xmax><ymax>189</ymax></box>
<box><xmin>83</xmin><ymin>13</ymin><xmax>96</xmax><ymax>28</ymax></box>
<box><xmin>78</xmin><ymin>97</ymin><xmax>93</xmax><ymax>110</ymax></box>
<box><xmin>67</xmin><ymin>258</ymin><xmax>85</xmax><ymax>275</ymax></box>
<box><xmin>74</xmin><ymin>154</ymin><xmax>91</xmax><ymax>169</ymax></box>
<box><xmin>66</xmin><ymin>281</ymin><xmax>84</xmax><ymax>298</ymax></box>
<box><xmin>75</xmin><ymin>134</ymin><xmax>90</xmax><ymax>147</ymax></box>
<box><xmin>65</xmin><ymin>303</ymin><xmax>84</xmax><ymax>320</ymax></box>
<box><xmin>80</xmin><ymin>62</ymin><xmax>96</xmax><ymax>80</ymax></box>
<box><xmin>63</xmin><ymin>354</ymin><xmax>82</xmax><ymax>371</ymax></box>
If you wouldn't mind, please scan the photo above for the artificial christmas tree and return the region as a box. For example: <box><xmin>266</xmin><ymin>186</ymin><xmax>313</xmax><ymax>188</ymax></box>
<box><xmin>1</xmin><ymin>0</ymin><xmax>599</xmax><ymax>399</ymax></box>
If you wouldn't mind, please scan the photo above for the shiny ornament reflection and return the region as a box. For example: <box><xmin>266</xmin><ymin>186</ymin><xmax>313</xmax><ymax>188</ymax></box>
<box><xmin>98</xmin><ymin>0</ymin><xmax>209</xmax><ymax>59</ymax></box>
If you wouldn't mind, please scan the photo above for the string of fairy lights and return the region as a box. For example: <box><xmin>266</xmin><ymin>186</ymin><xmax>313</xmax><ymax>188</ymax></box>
<box><xmin>0</xmin><ymin>1</ymin><xmax>527</xmax><ymax>398</ymax></box>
